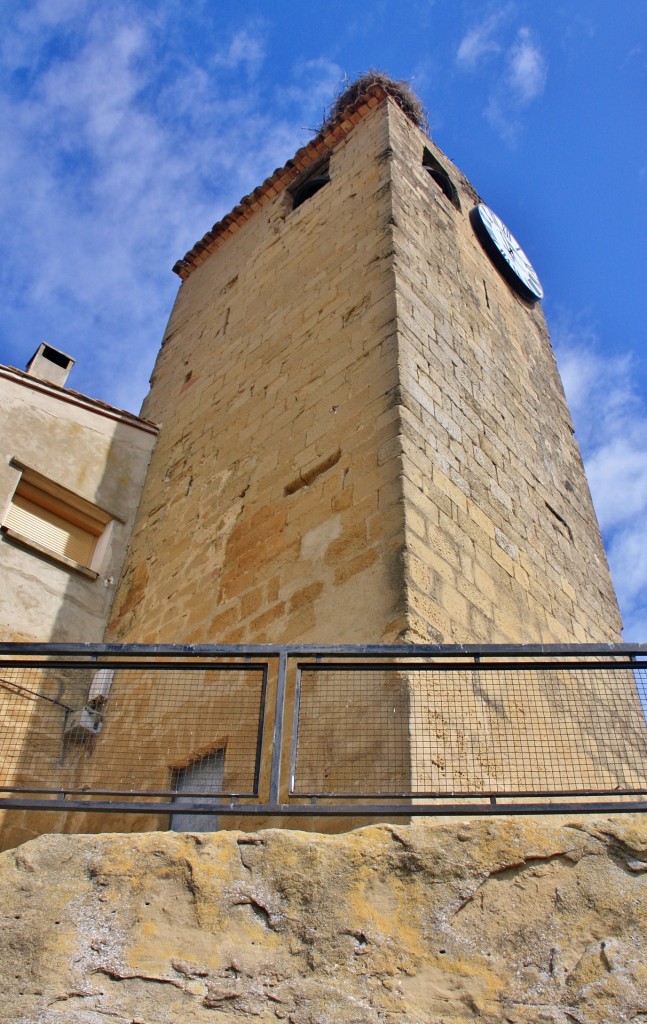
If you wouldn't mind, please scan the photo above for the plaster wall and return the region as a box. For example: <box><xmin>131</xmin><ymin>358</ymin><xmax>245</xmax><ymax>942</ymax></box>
<box><xmin>0</xmin><ymin>371</ymin><xmax>157</xmax><ymax>851</ymax></box>
<box><xmin>0</xmin><ymin>371</ymin><xmax>157</xmax><ymax>643</ymax></box>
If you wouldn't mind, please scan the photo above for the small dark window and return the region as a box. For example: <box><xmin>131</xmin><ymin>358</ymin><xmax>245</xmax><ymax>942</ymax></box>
<box><xmin>291</xmin><ymin>159</ymin><xmax>330</xmax><ymax>210</ymax></box>
<box><xmin>293</xmin><ymin>176</ymin><xmax>330</xmax><ymax>209</ymax></box>
<box><xmin>422</xmin><ymin>148</ymin><xmax>460</xmax><ymax>209</ymax></box>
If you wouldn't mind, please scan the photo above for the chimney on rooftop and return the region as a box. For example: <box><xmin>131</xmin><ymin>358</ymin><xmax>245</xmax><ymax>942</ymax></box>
<box><xmin>26</xmin><ymin>343</ymin><xmax>75</xmax><ymax>387</ymax></box>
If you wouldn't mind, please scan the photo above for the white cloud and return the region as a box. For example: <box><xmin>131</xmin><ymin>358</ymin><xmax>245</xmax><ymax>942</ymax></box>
<box><xmin>456</xmin><ymin>9</ymin><xmax>509</xmax><ymax>69</ymax></box>
<box><xmin>0</xmin><ymin>4</ymin><xmax>337</xmax><ymax>412</ymax></box>
<box><xmin>211</xmin><ymin>28</ymin><xmax>266</xmax><ymax>75</ymax></box>
<box><xmin>287</xmin><ymin>58</ymin><xmax>344</xmax><ymax>118</ymax></box>
<box><xmin>457</xmin><ymin>13</ymin><xmax>547</xmax><ymax>145</ymax></box>
<box><xmin>553</xmin><ymin>313</ymin><xmax>647</xmax><ymax>640</ymax></box>
<box><xmin>506</xmin><ymin>27</ymin><xmax>547</xmax><ymax>102</ymax></box>
<box><xmin>587</xmin><ymin>439</ymin><xmax>647</xmax><ymax>531</ymax></box>
<box><xmin>0</xmin><ymin>0</ymin><xmax>89</xmax><ymax>71</ymax></box>
<box><xmin>484</xmin><ymin>97</ymin><xmax>519</xmax><ymax>147</ymax></box>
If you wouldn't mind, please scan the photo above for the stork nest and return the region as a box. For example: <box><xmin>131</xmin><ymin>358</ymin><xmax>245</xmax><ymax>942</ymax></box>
<box><xmin>321</xmin><ymin>70</ymin><xmax>428</xmax><ymax>133</ymax></box>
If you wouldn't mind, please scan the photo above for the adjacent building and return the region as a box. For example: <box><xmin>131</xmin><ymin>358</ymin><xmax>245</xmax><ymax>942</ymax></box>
<box><xmin>0</xmin><ymin>344</ymin><xmax>157</xmax><ymax>643</ymax></box>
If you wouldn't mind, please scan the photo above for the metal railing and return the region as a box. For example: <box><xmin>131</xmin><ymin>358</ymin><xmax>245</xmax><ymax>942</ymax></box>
<box><xmin>0</xmin><ymin>642</ymin><xmax>646</xmax><ymax>821</ymax></box>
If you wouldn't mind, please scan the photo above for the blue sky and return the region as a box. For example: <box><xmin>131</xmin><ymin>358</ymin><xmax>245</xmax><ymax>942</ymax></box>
<box><xmin>0</xmin><ymin>1</ymin><xmax>645</xmax><ymax>638</ymax></box>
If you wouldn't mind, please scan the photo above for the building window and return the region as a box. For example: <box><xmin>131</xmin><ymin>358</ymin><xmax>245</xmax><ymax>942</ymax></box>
<box><xmin>1</xmin><ymin>461</ymin><xmax>113</xmax><ymax>578</ymax></box>
<box><xmin>422</xmin><ymin>147</ymin><xmax>460</xmax><ymax>209</ymax></box>
<box><xmin>170</xmin><ymin>749</ymin><xmax>225</xmax><ymax>833</ymax></box>
<box><xmin>291</xmin><ymin>159</ymin><xmax>330</xmax><ymax>210</ymax></box>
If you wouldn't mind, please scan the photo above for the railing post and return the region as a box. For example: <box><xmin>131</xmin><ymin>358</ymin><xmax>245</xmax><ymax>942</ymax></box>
<box><xmin>269</xmin><ymin>648</ymin><xmax>288</xmax><ymax>807</ymax></box>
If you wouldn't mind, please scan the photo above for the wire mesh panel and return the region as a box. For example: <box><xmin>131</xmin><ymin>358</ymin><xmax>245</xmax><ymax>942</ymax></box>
<box><xmin>291</xmin><ymin>661</ymin><xmax>647</xmax><ymax>797</ymax></box>
<box><xmin>0</xmin><ymin>661</ymin><xmax>266</xmax><ymax>798</ymax></box>
<box><xmin>291</xmin><ymin>663</ymin><xmax>413</xmax><ymax>796</ymax></box>
<box><xmin>1</xmin><ymin>646</ymin><xmax>646</xmax><ymax>816</ymax></box>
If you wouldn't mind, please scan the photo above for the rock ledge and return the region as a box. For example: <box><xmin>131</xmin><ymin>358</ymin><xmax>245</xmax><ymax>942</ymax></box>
<box><xmin>1</xmin><ymin>815</ymin><xmax>646</xmax><ymax>1023</ymax></box>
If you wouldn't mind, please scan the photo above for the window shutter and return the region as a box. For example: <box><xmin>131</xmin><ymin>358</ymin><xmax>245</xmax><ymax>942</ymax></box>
<box><xmin>4</xmin><ymin>493</ymin><xmax>96</xmax><ymax>566</ymax></box>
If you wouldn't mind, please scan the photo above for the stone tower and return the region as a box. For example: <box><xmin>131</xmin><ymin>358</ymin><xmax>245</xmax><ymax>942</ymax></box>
<box><xmin>106</xmin><ymin>82</ymin><xmax>621</xmax><ymax>648</ymax></box>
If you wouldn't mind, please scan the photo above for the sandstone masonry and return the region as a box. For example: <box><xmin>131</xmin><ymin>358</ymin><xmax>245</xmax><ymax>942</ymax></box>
<box><xmin>106</xmin><ymin>93</ymin><xmax>621</xmax><ymax>648</ymax></box>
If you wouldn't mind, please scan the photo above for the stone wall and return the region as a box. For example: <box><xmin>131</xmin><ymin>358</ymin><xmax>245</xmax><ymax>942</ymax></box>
<box><xmin>107</xmin><ymin>101</ymin><xmax>407</xmax><ymax>647</ymax></box>
<box><xmin>1</xmin><ymin>815</ymin><xmax>645</xmax><ymax>1023</ymax></box>
<box><xmin>385</xmin><ymin>102</ymin><xmax>621</xmax><ymax>644</ymax></box>
<box><xmin>80</xmin><ymin>94</ymin><xmax>627</xmax><ymax>839</ymax></box>
<box><xmin>107</xmin><ymin>96</ymin><xmax>621</xmax><ymax>653</ymax></box>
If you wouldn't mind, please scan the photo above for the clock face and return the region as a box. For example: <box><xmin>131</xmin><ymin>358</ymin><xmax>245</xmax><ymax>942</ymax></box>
<box><xmin>470</xmin><ymin>203</ymin><xmax>544</xmax><ymax>302</ymax></box>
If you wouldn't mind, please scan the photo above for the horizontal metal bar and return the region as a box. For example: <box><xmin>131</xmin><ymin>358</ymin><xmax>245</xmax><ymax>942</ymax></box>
<box><xmin>296</xmin><ymin>659</ymin><xmax>643</xmax><ymax>673</ymax></box>
<box><xmin>4</xmin><ymin>785</ymin><xmax>645</xmax><ymax>799</ymax></box>
<box><xmin>0</xmin><ymin>797</ymin><xmax>645</xmax><ymax>816</ymax></box>
<box><xmin>290</xmin><ymin>787</ymin><xmax>647</xmax><ymax>799</ymax></box>
<box><xmin>0</xmin><ymin>642</ymin><xmax>645</xmax><ymax>659</ymax></box>
<box><xmin>0</xmin><ymin>660</ymin><xmax>269</xmax><ymax>672</ymax></box>
<box><xmin>0</xmin><ymin>787</ymin><xmax>255</xmax><ymax>798</ymax></box>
